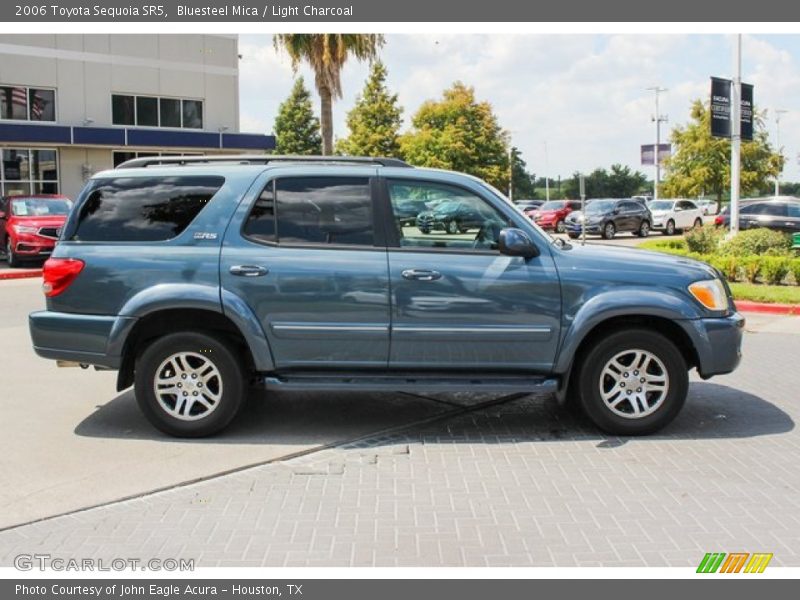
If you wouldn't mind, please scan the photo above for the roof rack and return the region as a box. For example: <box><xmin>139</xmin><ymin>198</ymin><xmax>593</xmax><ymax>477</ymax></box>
<box><xmin>115</xmin><ymin>155</ymin><xmax>412</xmax><ymax>169</ymax></box>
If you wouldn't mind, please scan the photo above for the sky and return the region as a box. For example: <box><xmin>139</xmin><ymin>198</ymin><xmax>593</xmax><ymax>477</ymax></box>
<box><xmin>237</xmin><ymin>34</ymin><xmax>800</xmax><ymax>182</ymax></box>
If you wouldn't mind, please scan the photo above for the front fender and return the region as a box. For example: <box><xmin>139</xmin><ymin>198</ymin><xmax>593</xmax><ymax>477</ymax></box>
<box><xmin>553</xmin><ymin>287</ymin><xmax>704</xmax><ymax>374</ymax></box>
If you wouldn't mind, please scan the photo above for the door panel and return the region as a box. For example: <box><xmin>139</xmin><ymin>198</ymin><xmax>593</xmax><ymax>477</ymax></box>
<box><xmin>221</xmin><ymin>172</ymin><xmax>390</xmax><ymax>370</ymax></box>
<box><xmin>383</xmin><ymin>177</ymin><xmax>561</xmax><ymax>371</ymax></box>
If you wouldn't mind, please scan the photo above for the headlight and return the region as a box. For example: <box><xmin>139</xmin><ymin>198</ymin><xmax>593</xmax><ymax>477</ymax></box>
<box><xmin>688</xmin><ymin>279</ymin><xmax>728</xmax><ymax>311</ymax></box>
<box><xmin>12</xmin><ymin>224</ymin><xmax>38</xmax><ymax>234</ymax></box>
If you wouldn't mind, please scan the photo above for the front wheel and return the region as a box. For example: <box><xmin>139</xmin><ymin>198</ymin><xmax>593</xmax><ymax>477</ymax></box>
<box><xmin>575</xmin><ymin>329</ymin><xmax>688</xmax><ymax>435</ymax></box>
<box><xmin>664</xmin><ymin>219</ymin><xmax>676</xmax><ymax>236</ymax></box>
<box><xmin>446</xmin><ymin>219</ymin><xmax>460</xmax><ymax>235</ymax></box>
<box><xmin>134</xmin><ymin>331</ymin><xmax>246</xmax><ymax>437</ymax></box>
<box><xmin>601</xmin><ymin>222</ymin><xmax>616</xmax><ymax>240</ymax></box>
<box><xmin>6</xmin><ymin>239</ymin><xmax>21</xmax><ymax>268</ymax></box>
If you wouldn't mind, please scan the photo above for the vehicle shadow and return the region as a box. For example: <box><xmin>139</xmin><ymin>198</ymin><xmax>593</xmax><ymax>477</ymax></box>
<box><xmin>74</xmin><ymin>381</ymin><xmax>793</xmax><ymax>445</ymax></box>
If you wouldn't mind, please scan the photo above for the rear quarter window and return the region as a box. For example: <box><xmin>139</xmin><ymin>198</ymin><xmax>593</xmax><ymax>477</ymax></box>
<box><xmin>70</xmin><ymin>175</ymin><xmax>224</xmax><ymax>242</ymax></box>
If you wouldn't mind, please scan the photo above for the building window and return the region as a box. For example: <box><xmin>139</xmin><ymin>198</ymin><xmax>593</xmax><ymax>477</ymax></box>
<box><xmin>111</xmin><ymin>94</ymin><xmax>204</xmax><ymax>129</ymax></box>
<box><xmin>1</xmin><ymin>148</ymin><xmax>59</xmax><ymax>196</ymax></box>
<box><xmin>0</xmin><ymin>85</ymin><xmax>56</xmax><ymax>122</ymax></box>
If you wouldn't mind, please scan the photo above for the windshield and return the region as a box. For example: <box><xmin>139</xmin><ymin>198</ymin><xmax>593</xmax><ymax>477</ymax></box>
<box><xmin>539</xmin><ymin>201</ymin><xmax>566</xmax><ymax>211</ymax></box>
<box><xmin>10</xmin><ymin>197</ymin><xmax>72</xmax><ymax>216</ymax></box>
<box><xmin>648</xmin><ymin>200</ymin><xmax>674</xmax><ymax>211</ymax></box>
<box><xmin>585</xmin><ymin>200</ymin><xmax>616</xmax><ymax>213</ymax></box>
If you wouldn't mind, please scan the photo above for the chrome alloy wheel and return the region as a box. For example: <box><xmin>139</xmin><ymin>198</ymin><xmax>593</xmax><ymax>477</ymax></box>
<box><xmin>153</xmin><ymin>352</ymin><xmax>223</xmax><ymax>421</ymax></box>
<box><xmin>599</xmin><ymin>349</ymin><xmax>669</xmax><ymax>419</ymax></box>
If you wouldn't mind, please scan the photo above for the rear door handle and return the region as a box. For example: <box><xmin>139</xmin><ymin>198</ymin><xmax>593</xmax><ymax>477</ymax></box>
<box><xmin>402</xmin><ymin>269</ymin><xmax>442</xmax><ymax>281</ymax></box>
<box><xmin>230</xmin><ymin>265</ymin><xmax>268</xmax><ymax>277</ymax></box>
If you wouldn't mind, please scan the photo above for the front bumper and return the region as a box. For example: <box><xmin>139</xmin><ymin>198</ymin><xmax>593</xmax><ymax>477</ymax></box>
<box><xmin>683</xmin><ymin>311</ymin><xmax>745</xmax><ymax>378</ymax></box>
<box><xmin>29</xmin><ymin>310</ymin><xmax>137</xmax><ymax>369</ymax></box>
<box><xmin>566</xmin><ymin>222</ymin><xmax>602</xmax><ymax>234</ymax></box>
<box><xmin>11</xmin><ymin>234</ymin><xmax>56</xmax><ymax>256</ymax></box>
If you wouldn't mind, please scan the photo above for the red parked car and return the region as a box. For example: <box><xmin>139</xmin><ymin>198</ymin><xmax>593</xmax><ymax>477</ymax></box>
<box><xmin>0</xmin><ymin>195</ymin><xmax>73</xmax><ymax>268</ymax></box>
<box><xmin>531</xmin><ymin>200</ymin><xmax>583</xmax><ymax>233</ymax></box>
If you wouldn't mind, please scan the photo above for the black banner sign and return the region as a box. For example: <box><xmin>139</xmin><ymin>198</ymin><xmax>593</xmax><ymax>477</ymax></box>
<box><xmin>710</xmin><ymin>77</ymin><xmax>754</xmax><ymax>141</ymax></box>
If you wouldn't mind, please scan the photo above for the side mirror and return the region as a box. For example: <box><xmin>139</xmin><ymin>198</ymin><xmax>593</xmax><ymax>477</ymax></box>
<box><xmin>499</xmin><ymin>228</ymin><xmax>539</xmax><ymax>259</ymax></box>
<box><xmin>612</xmin><ymin>208</ymin><xmax>620</xmax><ymax>215</ymax></box>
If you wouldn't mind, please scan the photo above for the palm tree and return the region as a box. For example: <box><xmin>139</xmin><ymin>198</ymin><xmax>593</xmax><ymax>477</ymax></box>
<box><xmin>273</xmin><ymin>34</ymin><xmax>384</xmax><ymax>155</ymax></box>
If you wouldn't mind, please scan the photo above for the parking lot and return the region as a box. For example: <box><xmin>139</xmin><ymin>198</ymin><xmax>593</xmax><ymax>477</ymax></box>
<box><xmin>1</xmin><ymin>268</ymin><xmax>799</xmax><ymax>566</ymax></box>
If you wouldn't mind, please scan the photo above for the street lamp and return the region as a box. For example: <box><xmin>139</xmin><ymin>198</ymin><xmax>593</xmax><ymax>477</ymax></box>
<box><xmin>775</xmin><ymin>109</ymin><xmax>788</xmax><ymax>197</ymax></box>
<box><xmin>543</xmin><ymin>141</ymin><xmax>550</xmax><ymax>201</ymax></box>
<box><xmin>646</xmin><ymin>86</ymin><xmax>668</xmax><ymax>202</ymax></box>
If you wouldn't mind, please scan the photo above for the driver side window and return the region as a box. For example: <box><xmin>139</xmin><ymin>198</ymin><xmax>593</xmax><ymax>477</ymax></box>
<box><xmin>386</xmin><ymin>179</ymin><xmax>509</xmax><ymax>251</ymax></box>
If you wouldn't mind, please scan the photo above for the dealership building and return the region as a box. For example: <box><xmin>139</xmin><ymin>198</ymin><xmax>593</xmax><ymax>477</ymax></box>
<box><xmin>0</xmin><ymin>34</ymin><xmax>275</xmax><ymax>199</ymax></box>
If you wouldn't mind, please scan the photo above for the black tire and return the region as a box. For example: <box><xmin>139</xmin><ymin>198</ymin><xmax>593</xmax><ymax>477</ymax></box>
<box><xmin>693</xmin><ymin>218</ymin><xmax>703</xmax><ymax>229</ymax></box>
<box><xmin>555</xmin><ymin>219</ymin><xmax>566</xmax><ymax>234</ymax></box>
<box><xmin>567</xmin><ymin>233</ymin><xmax>580</xmax><ymax>239</ymax></box>
<box><xmin>601</xmin><ymin>222</ymin><xmax>616</xmax><ymax>240</ymax></box>
<box><xmin>637</xmin><ymin>220</ymin><xmax>650</xmax><ymax>237</ymax></box>
<box><xmin>6</xmin><ymin>239</ymin><xmax>21</xmax><ymax>268</ymax></box>
<box><xmin>419</xmin><ymin>227</ymin><xmax>430</xmax><ymax>235</ymax></box>
<box><xmin>664</xmin><ymin>219</ymin><xmax>676</xmax><ymax>236</ymax></box>
<box><xmin>575</xmin><ymin>328</ymin><xmax>688</xmax><ymax>435</ymax></box>
<box><xmin>134</xmin><ymin>331</ymin><xmax>246</xmax><ymax>437</ymax></box>
<box><xmin>446</xmin><ymin>219</ymin><xmax>460</xmax><ymax>235</ymax></box>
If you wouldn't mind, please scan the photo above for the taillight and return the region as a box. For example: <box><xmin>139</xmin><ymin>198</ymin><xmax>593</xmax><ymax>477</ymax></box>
<box><xmin>42</xmin><ymin>258</ymin><xmax>85</xmax><ymax>297</ymax></box>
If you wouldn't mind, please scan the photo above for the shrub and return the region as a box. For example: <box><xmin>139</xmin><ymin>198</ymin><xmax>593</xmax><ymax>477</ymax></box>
<box><xmin>761</xmin><ymin>257</ymin><xmax>791</xmax><ymax>285</ymax></box>
<box><xmin>685</xmin><ymin>224</ymin><xmax>725</xmax><ymax>254</ymax></box>
<box><xmin>719</xmin><ymin>228</ymin><xmax>793</xmax><ymax>257</ymax></box>
<box><xmin>710</xmin><ymin>255</ymin><xmax>739</xmax><ymax>282</ymax></box>
<box><xmin>790</xmin><ymin>259</ymin><xmax>800</xmax><ymax>286</ymax></box>
<box><xmin>742</xmin><ymin>256</ymin><xmax>762</xmax><ymax>283</ymax></box>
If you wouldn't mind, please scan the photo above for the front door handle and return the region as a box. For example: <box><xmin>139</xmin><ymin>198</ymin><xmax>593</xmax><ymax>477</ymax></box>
<box><xmin>402</xmin><ymin>269</ymin><xmax>442</xmax><ymax>282</ymax></box>
<box><xmin>230</xmin><ymin>265</ymin><xmax>268</xmax><ymax>277</ymax></box>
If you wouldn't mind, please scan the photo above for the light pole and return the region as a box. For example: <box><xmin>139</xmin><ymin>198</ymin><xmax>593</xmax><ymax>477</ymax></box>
<box><xmin>508</xmin><ymin>146</ymin><xmax>514</xmax><ymax>202</ymax></box>
<box><xmin>543</xmin><ymin>141</ymin><xmax>550</xmax><ymax>201</ymax></box>
<box><xmin>730</xmin><ymin>34</ymin><xmax>742</xmax><ymax>236</ymax></box>
<box><xmin>774</xmin><ymin>109</ymin><xmax>788</xmax><ymax>197</ymax></box>
<box><xmin>646</xmin><ymin>86</ymin><xmax>668</xmax><ymax>202</ymax></box>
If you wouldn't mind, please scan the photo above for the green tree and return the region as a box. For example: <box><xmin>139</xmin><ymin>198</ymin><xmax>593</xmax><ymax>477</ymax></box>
<box><xmin>662</xmin><ymin>100</ymin><xmax>784</xmax><ymax>209</ymax></box>
<box><xmin>399</xmin><ymin>82</ymin><xmax>509</xmax><ymax>189</ymax></box>
<box><xmin>273</xmin><ymin>78</ymin><xmax>321</xmax><ymax>155</ymax></box>
<box><xmin>336</xmin><ymin>61</ymin><xmax>402</xmax><ymax>157</ymax></box>
<box><xmin>510</xmin><ymin>147</ymin><xmax>536</xmax><ymax>199</ymax></box>
<box><xmin>563</xmin><ymin>165</ymin><xmax>649</xmax><ymax>199</ymax></box>
<box><xmin>273</xmin><ymin>34</ymin><xmax>384</xmax><ymax>155</ymax></box>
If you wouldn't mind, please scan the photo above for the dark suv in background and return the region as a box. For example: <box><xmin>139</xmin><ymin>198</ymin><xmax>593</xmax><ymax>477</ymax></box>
<box><xmin>714</xmin><ymin>197</ymin><xmax>800</xmax><ymax>233</ymax></box>
<box><xmin>565</xmin><ymin>198</ymin><xmax>652</xmax><ymax>239</ymax></box>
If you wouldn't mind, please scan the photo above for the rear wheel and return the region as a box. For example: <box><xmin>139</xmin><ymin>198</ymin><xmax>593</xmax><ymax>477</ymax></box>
<box><xmin>134</xmin><ymin>331</ymin><xmax>246</xmax><ymax>437</ymax></box>
<box><xmin>446</xmin><ymin>219</ymin><xmax>460</xmax><ymax>235</ymax></box>
<box><xmin>555</xmin><ymin>219</ymin><xmax>566</xmax><ymax>233</ymax></box>
<box><xmin>693</xmin><ymin>218</ymin><xmax>703</xmax><ymax>229</ymax></box>
<box><xmin>575</xmin><ymin>328</ymin><xmax>688</xmax><ymax>435</ymax></box>
<box><xmin>602</xmin><ymin>222</ymin><xmax>616</xmax><ymax>240</ymax></box>
<box><xmin>637</xmin><ymin>220</ymin><xmax>650</xmax><ymax>237</ymax></box>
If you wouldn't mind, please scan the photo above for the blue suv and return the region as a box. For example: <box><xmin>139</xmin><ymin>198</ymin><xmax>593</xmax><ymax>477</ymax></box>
<box><xmin>29</xmin><ymin>156</ymin><xmax>744</xmax><ymax>437</ymax></box>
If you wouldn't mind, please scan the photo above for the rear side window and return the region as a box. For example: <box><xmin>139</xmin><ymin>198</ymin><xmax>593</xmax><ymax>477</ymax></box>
<box><xmin>244</xmin><ymin>176</ymin><xmax>374</xmax><ymax>247</ymax></box>
<box><xmin>71</xmin><ymin>176</ymin><xmax>223</xmax><ymax>242</ymax></box>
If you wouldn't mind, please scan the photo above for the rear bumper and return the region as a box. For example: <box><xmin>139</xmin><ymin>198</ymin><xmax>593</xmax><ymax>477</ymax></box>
<box><xmin>29</xmin><ymin>310</ymin><xmax>136</xmax><ymax>369</ymax></box>
<box><xmin>682</xmin><ymin>312</ymin><xmax>745</xmax><ymax>378</ymax></box>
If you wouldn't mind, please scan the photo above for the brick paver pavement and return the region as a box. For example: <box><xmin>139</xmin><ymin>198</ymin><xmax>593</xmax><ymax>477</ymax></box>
<box><xmin>1</xmin><ymin>329</ymin><xmax>798</xmax><ymax>567</ymax></box>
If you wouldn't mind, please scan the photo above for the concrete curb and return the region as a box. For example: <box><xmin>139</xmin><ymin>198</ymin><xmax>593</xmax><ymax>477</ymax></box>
<box><xmin>0</xmin><ymin>269</ymin><xmax>42</xmax><ymax>281</ymax></box>
<box><xmin>736</xmin><ymin>300</ymin><xmax>800</xmax><ymax>316</ymax></box>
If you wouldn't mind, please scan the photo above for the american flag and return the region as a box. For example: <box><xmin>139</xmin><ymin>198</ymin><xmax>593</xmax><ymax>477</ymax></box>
<box><xmin>29</xmin><ymin>90</ymin><xmax>46</xmax><ymax>120</ymax></box>
<box><xmin>11</xmin><ymin>87</ymin><xmax>27</xmax><ymax>116</ymax></box>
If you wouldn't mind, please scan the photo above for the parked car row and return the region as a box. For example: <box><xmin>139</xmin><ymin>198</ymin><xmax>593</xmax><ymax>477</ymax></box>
<box><xmin>714</xmin><ymin>197</ymin><xmax>800</xmax><ymax>234</ymax></box>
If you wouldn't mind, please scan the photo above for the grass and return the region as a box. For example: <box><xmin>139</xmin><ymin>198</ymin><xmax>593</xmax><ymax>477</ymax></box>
<box><xmin>728</xmin><ymin>282</ymin><xmax>800</xmax><ymax>305</ymax></box>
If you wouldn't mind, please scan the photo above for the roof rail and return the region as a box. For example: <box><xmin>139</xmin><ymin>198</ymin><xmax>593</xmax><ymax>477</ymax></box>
<box><xmin>115</xmin><ymin>155</ymin><xmax>412</xmax><ymax>169</ymax></box>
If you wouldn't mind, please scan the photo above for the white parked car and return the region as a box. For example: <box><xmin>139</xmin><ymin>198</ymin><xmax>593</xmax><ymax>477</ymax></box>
<box><xmin>648</xmin><ymin>199</ymin><xmax>704</xmax><ymax>235</ymax></box>
<box><xmin>696</xmin><ymin>199</ymin><xmax>719</xmax><ymax>215</ymax></box>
